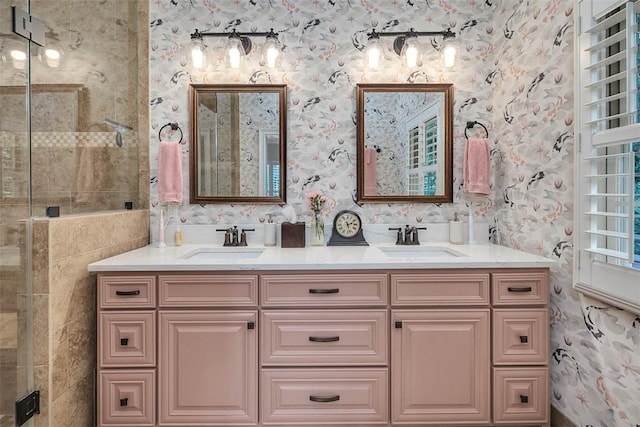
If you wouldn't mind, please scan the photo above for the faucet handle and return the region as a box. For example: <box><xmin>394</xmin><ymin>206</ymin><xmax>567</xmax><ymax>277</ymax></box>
<box><xmin>216</xmin><ymin>227</ymin><xmax>232</xmax><ymax>246</ymax></box>
<box><xmin>412</xmin><ymin>227</ymin><xmax>427</xmax><ymax>245</ymax></box>
<box><xmin>240</xmin><ymin>228</ymin><xmax>255</xmax><ymax>246</ymax></box>
<box><xmin>389</xmin><ymin>227</ymin><xmax>403</xmax><ymax>245</ymax></box>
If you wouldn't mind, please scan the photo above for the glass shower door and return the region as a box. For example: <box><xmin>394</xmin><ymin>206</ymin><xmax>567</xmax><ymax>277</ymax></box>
<box><xmin>0</xmin><ymin>1</ymin><xmax>35</xmax><ymax>426</ymax></box>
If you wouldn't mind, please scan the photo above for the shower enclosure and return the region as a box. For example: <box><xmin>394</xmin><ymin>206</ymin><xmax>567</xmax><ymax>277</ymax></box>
<box><xmin>0</xmin><ymin>1</ymin><xmax>145</xmax><ymax>425</ymax></box>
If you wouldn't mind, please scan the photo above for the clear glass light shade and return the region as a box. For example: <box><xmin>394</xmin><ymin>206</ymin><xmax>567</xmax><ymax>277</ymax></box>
<box><xmin>225</xmin><ymin>36</ymin><xmax>246</xmax><ymax>69</ymax></box>
<box><xmin>261</xmin><ymin>36</ymin><xmax>281</xmax><ymax>69</ymax></box>
<box><xmin>442</xmin><ymin>38</ymin><xmax>456</xmax><ymax>69</ymax></box>
<box><xmin>363</xmin><ymin>38</ymin><xmax>384</xmax><ymax>69</ymax></box>
<box><xmin>400</xmin><ymin>35</ymin><xmax>422</xmax><ymax>68</ymax></box>
<box><xmin>190</xmin><ymin>38</ymin><xmax>207</xmax><ymax>69</ymax></box>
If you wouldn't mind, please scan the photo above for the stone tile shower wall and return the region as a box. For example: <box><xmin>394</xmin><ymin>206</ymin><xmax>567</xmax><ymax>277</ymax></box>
<box><xmin>149</xmin><ymin>2</ymin><xmax>640</xmax><ymax>427</ymax></box>
<box><xmin>0</xmin><ymin>0</ymin><xmax>144</xmax><ymax>216</ymax></box>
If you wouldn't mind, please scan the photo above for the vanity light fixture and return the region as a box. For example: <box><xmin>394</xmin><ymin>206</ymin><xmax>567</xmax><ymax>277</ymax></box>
<box><xmin>363</xmin><ymin>28</ymin><xmax>456</xmax><ymax>69</ymax></box>
<box><xmin>190</xmin><ymin>28</ymin><xmax>282</xmax><ymax>70</ymax></box>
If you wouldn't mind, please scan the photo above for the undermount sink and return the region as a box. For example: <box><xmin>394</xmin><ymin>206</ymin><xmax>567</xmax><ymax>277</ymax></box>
<box><xmin>181</xmin><ymin>247</ymin><xmax>265</xmax><ymax>260</ymax></box>
<box><xmin>378</xmin><ymin>246</ymin><xmax>465</xmax><ymax>258</ymax></box>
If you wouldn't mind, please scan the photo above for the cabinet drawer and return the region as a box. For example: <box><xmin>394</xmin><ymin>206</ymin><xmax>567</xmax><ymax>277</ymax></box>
<box><xmin>261</xmin><ymin>273</ymin><xmax>388</xmax><ymax>307</ymax></box>
<box><xmin>261</xmin><ymin>310</ymin><xmax>388</xmax><ymax>366</ymax></box>
<box><xmin>99</xmin><ymin>275</ymin><xmax>156</xmax><ymax>309</ymax></box>
<box><xmin>493</xmin><ymin>367</ymin><xmax>549</xmax><ymax>424</ymax></box>
<box><xmin>493</xmin><ymin>309</ymin><xmax>548</xmax><ymax>365</ymax></box>
<box><xmin>261</xmin><ymin>368</ymin><xmax>388</xmax><ymax>425</ymax></box>
<box><xmin>391</xmin><ymin>273</ymin><xmax>490</xmax><ymax>306</ymax></box>
<box><xmin>99</xmin><ymin>312</ymin><xmax>156</xmax><ymax>367</ymax></box>
<box><xmin>98</xmin><ymin>369</ymin><xmax>155</xmax><ymax>426</ymax></box>
<box><xmin>159</xmin><ymin>273</ymin><xmax>258</xmax><ymax>307</ymax></box>
<box><xmin>492</xmin><ymin>271</ymin><xmax>549</xmax><ymax>306</ymax></box>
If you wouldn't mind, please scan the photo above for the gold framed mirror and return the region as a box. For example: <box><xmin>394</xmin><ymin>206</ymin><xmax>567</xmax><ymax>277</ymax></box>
<box><xmin>189</xmin><ymin>84</ymin><xmax>287</xmax><ymax>204</ymax></box>
<box><xmin>356</xmin><ymin>83</ymin><xmax>453</xmax><ymax>204</ymax></box>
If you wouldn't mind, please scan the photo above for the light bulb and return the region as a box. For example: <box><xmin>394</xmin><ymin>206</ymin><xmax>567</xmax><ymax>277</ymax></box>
<box><xmin>442</xmin><ymin>38</ymin><xmax>456</xmax><ymax>69</ymax></box>
<box><xmin>190</xmin><ymin>38</ymin><xmax>207</xmax><ymax>69</ymax></box>
<box><xmin>400</xmin><ymin>34</ymin><xmax>421</xmax><ymax>68</ymax></box>
<box><xmin>225</xmin><ymin>36</ymin><xmax>245</xmax><ymax>69</ymax></box>
<box><xmin>363</xmin><ymin>37</ymin><xmax>383</xmax><ymax>69</ymax></box>
<box><xmin>261</xmin><ymin>34</ymin><xmax>281</xmax><ymax>69</ymax></box>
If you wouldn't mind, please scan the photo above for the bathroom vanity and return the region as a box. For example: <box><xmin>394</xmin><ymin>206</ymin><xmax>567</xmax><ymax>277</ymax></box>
<box><xmin>90</xmin><ymin>243</ymin><xmax>553</xmax><ymax>427</ymax></box>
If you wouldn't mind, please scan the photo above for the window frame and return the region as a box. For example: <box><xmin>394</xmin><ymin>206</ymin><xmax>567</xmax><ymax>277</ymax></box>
<box><xmin>574</xmin><ymin>0</ymin><xmax>640</xmax><ymax>314</ymax></box>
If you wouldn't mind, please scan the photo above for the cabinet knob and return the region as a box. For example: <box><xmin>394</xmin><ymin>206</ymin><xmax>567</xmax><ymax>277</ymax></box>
<box><xmin>519</xmin><ymin>335</ymin><xmax>528</xmax><ymax>343</ymax></box>
<box><xmin>119</xmin><ymin>398</ymin><xmax>128</xmax><ymax>407</ymax></box>
<box><xmin>519</xmin><ymin>394</ymin><xmax>528</xmax><ymax>404</ymax></box>
<box><xmin>120</xmin><ymin>338</ymin><xmax>129</xmax><ymax>346</ymax></box>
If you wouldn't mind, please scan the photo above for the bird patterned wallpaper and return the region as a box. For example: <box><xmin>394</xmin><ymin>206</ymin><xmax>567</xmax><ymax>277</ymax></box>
<box><xmin>148</xmin><ymin>1</ymin><xmax>639</xmax><ymax>426</ymax></box>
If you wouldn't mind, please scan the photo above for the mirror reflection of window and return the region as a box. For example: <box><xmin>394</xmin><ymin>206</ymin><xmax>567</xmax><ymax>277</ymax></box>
<box><xmin>356</xmin><ymin>83</ymin><xmax>453</xmax><ymax>203</ymax></box>
<box><xmin>259</xmin><ymin>131</ymin><xmax>280</xmax><ymax>197</ymax></box>
<box><xmin>405</xmin><ymin>103</ymin><xmax>442</xmax><ymax>196</ymax></box>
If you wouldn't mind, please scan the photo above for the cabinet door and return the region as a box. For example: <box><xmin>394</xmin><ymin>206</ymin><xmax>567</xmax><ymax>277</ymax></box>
<box><xmin>391</xmin><ymin>309</ymin><xmax>490</xmax><ymax>425</ymax></box>
<box><xmin>158</xmin><ymin>311</ymin><xmax>258</xmax><ymax>426</ymax></box>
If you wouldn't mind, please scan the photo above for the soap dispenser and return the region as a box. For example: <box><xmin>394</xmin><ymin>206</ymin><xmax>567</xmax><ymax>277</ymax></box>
<box><xmin>449</xmin><ymin>211</ymin><xmax>464</xmax><ymax>244</ymax></box>
<box><xmin>264</xmin><ymin>214</ymin><xmax>276</xmax><ymax>246</ymax></box>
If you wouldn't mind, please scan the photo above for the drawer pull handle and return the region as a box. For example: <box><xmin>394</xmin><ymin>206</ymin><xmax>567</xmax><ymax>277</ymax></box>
<box><xmin>519</xmin><ymin>335</ymin><xmax>528</xmax><ymax>343</ymax></box>
<box><xmin>519</xmin><ymin>394</ymin><xmax>529</xmax><ymax>403</ymax></box>
<box><xmin>309</xmin><ymin>395</ymin><xmax>340</xmax><ymax>403</ymax></box>
<box><xmin>115</xmin><ymin>290</ymin><xmax>140</xmax><ymax>296</ymax></box>
<box><xmin>120</xmin><ymin>338</ymin><xmax>129</xmax><ymax>346</ymax></box>
<box><xmin>507</xmin><ymin>286</ymin><xmax>532</xmax><ymax>292</ymax></box>
<box><xmin>119</xmin><ymin>398</ymin><xmax>128</xmax><ymax>407</ymax></box>
<box><xmin>309</xmin><ymin>336</ymin><xmax>340</xmax><ymax>343</ymax></box>
<box><xmin>309</xmin><ymin>288</ymin><xmax>339</xmax><ymax>294</ymax></box>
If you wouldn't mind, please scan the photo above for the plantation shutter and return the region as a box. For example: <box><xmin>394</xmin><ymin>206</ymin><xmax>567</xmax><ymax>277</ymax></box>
<box><xmin>576</xmin><ymin>0</ymin><xmax>640</xmax><ymax>313</ymax></box>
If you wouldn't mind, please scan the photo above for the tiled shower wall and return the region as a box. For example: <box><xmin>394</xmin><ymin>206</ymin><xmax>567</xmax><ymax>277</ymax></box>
<box><xmin>0</xmin><ymin>0</ymin><xmax>149</xmax><ymax>425</ymax></box>
<box><xmin>23</xmin><ymin>210</ymin><xmax>149</xmax><ymax>427</ymax></box>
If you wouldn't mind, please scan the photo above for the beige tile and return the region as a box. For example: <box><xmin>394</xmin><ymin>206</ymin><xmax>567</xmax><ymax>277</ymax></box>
<box><xmin>0</xmin><ymin>313</ymin><xmax>18</xmax><ymax>348</ymax></box>
<box><xmin>51</xmin><ymin>324</ymin><xmax>69</xmax><ymax>401</ymax></box>
<box><xmin>0</xmin><ymin>314</ymin><xmax>17</xmax><ymax>348</ymax></box>
<box><xmin>51</xmin><ymin>371</ymin><xmax>94</xmax><ymax>427</ymax></box>
<box><xmin>49</xmin><ymin>220</ymin><xmax>70</xmax><ymax>261</ymax></box>
<box><xmin>32</xmin><ymin>364</ymin><xmax>50</xmax><ymax>427</ymax></box>
<box><xmin>32</xmin><ymin>294</ymin><xmax>49</xmax><ymax>366</ymax></box>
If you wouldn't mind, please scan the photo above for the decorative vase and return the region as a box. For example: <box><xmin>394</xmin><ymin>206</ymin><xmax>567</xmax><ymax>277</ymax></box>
<box><xmin>311</xmin><ymin>211</ymin><xmax>324</xmax><ymax>246</ymax></box>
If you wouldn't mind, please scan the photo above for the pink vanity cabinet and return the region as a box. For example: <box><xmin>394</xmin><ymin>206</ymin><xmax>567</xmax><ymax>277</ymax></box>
<box><xmin>96</xmin><ymin>267</ymin><xmax>549</xmax><ymax>427</ymax></box>
<box><xmin>97</xmin><ymin>272</ymin><xmax>259</xmax><ymax>426</ymax></box>
<box><xmin>390</xmin><ymin>268</ymin><xmax>550</xmax><ymax>427</ymax></box>
<box><xmin>260</xmin><ymin>273</ymin><xmax>390</xmax><ymax>425</ymax></box>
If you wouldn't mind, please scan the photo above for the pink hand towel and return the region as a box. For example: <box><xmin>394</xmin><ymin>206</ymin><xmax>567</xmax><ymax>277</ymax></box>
<box><xmin>158</xmin><ymin>141</ymin><xmax>183</xmax><ymax>204</ymax></box>
<box><xmin>364</xmin><ymin>147</ymin><xmax>377</xmax><ymax>195</ymax></box>
<box><xmin>463</xmin><ymin>137</ymin><xmax>490</xmax><ymax>195</ymax></box>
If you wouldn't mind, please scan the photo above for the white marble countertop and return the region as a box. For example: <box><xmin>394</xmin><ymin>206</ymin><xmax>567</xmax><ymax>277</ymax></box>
<box><xmin>88</xmin><ymin>241</ymin><xmax>556</xmax><ymax>272</ymax></box>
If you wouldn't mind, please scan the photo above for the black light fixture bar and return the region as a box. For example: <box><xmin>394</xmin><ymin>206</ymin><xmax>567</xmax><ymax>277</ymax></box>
<box><xmin>367</xmin><ymin>27</ymin><xmax>455</xmax><ymax>55</ymax></box>
<box><xmin>191</xmin><ymin>28</ymin><xmax>279</xmax><ymax>54</ymax></box>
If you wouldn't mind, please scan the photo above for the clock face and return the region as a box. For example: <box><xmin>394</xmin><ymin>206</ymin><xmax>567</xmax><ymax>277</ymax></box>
<box><xmin>335</xmin><ymin>211</ymin><xmax>362</xmax><ymax>238</ymax></box>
